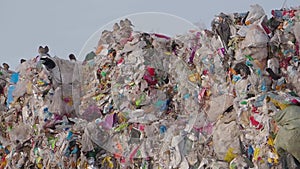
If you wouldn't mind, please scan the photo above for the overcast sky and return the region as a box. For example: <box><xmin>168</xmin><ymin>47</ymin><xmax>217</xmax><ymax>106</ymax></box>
<box><xmin>1</xmin><ymin>0</ymin><xmax>299</xmax><ymax>69</ymax></box>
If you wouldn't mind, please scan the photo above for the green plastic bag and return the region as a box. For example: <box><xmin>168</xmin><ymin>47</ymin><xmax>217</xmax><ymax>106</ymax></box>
<box><xmin>274</xmin><ymin>105</ymin><xmax>300</xmax><ymax>162</ymax></box>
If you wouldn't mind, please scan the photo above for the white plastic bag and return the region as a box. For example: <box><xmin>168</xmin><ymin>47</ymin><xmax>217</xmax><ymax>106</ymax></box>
<box><xmin>241</xmin><ymin>25</ymin><xmax>269</xmax><ymax>48</ymax></box>
<box><xmin>245</xmin><ymin>4</ymin><xmax>265</xmax><ymax>25</ymax></box>
<box><xmin>213</xmin><ymin>120</ymin><xmax>241</xmax><ymax>161</ymax></box>
<box><xmin>207</xmin><ymin>94</ymin><xmax>234</xmax><ymax>122</ymax></box>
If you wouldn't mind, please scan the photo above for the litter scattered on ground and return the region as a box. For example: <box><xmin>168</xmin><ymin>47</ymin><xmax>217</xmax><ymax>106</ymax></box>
<box><xmin>1</xmin><ymin>4</ymin><xmax>300</xmax><ymax>169</ymax></box>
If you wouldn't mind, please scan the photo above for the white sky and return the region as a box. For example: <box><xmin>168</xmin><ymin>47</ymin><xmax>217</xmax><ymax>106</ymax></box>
<box><xmin>0</xmin><ymin>0</ymin><xmax>299</xmax><ymax>69</ymax></box>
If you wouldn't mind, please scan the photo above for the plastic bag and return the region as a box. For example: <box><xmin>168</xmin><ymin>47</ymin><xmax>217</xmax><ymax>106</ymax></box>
<box><xmin>213</xmin><ymin>120</ymin><xmax>241</xmax><ymax>161</ymax></box>
<box><xmin>48</xmin><ymin>87</ymin><xmax>73</xmax><ymax>115</ymax></box>
<box><xmin>207</xmin><ymin>94</ymin><xmax>234</xmax><ymax>122</ymax></box>
<box><xmin>9</xmin><ymin>123</ymin><xmax>32</xmax><ymax>143</ymax></box>
<box><xmin>12</xmin><ymin>79</ymin><xmax>28</xmax><ymax>100</ymax></box>
<box><xmin>241</xmin><ymin>25</ymin><xmax>269</xmax><ymax>49</ymax></box>
<box><xmin>84</xmin><ymin>121</ymin><xmax>111</xmax><ymax>150</ymax></box>
<box><xmin>274</xmin><ymin>105</ymin><xmax>300</xmax><ymax>162</ymax></box>
<box><xmin>6</xmin><ymin>85</ymin><xmax>15</xmax><ymax>107</ymax></box>
<box><xmin>245</xmin><ymin>4</ymin><xmax>265</xmax><ymax>25</ymax></box>
<box><xmin>10</xmin><ymin>72</ymin><xmax>19</xmax><ymax>84</ymax></box>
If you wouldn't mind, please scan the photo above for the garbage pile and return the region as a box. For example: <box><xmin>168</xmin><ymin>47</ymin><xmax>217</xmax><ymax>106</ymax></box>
<box><xmin>1</xmin><ymin>4</ymin><xmax>300</xmax><ymax>169</ymax></box>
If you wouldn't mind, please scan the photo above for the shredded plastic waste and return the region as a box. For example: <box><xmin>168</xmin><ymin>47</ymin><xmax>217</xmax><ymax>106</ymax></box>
<box><xmin>0</xmin><ymin>4</ymin><xmax>300</xmax><ymax>168</ymax></box>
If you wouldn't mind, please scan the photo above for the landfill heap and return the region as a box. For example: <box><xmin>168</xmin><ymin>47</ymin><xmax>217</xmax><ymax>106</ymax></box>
<box><xmin>1</xmin><ymin>4</ymin><xmax>300</xmax><ymax>169</ymax></box>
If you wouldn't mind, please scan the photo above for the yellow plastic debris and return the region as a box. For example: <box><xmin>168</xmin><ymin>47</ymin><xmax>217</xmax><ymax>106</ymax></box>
<box><xmin>224</xmin><ymin>147</ymin><xmax>238</xmax><ymax>162</ymax></box>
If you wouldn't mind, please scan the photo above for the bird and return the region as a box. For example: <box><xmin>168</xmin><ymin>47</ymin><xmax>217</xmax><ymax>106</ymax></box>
<box><xmin>69</xmin><ymin>54</ymin><xmax>77</xmax><ymax>61</ymax></box>
<box><xmin>113</xmin><ymin>23</ymin><xmax>120</xmax><ymax>31</ymax></box>
<box><xmin>124</xmin><ymin>18</ymin><xmax>134</xmax><ymax>27</ymax></box>
<box><xmin>119</xmin><ymin>20</ymin><xmax>125</xmax><ymax>28</ymax></box>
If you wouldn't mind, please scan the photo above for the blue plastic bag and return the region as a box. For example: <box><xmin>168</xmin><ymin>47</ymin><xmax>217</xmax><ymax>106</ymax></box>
<box><xmin>10</xmin><ymin>73</ymin><xmax>19</xmax><ymax>84</ymax></box>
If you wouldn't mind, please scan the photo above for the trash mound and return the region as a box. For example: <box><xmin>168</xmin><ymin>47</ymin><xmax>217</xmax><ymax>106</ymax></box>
<box><xmin>1</xmin><ymin>4</ymin><xmax>300</xmax><ymax>169</ymax></box>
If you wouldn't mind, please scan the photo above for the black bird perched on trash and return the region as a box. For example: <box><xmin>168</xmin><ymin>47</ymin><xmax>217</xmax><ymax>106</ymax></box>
<box><xmin>20</xmin><ymin>59</ymin><xmax>26</xmax><ymax>64</ymax></box>
<box><xmin>2</xmin><ymin>63</ymin><xmax>9</xmax><ymax>71</ymax></box>
<box><xmin>38</xmin><ymin>46</ymin><xmax>50</xmax><ymax>57</ymax></box>
<box><xmin>69</xmin><ymin>54</ymin><xmax>77</xmax><ymax>61</ymax></box>
<box><xmin>38</xmin><ymin>46</ymin><xmax>55</xmax><ymax>69</ymax></box>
